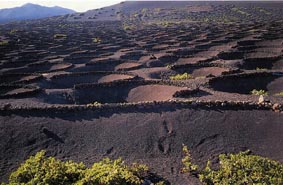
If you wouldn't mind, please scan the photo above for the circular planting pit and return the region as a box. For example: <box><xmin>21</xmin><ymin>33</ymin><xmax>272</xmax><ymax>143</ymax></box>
<box><xmin>190</xmin><ymin>67</ymin><xmax>230</xmax><ymax>77</ymax></box>
<box><xmin>172</xmin><ymin>65</ymin><xmax>231</xmax><ymax>78</ymax></box>
<box><xmin>38</xmin><ymin>89</ymin><xmax>74</xmax><ymax>104</ymax></box>
<box><xmin>26</xmin><ymin>61</ymin><xmax>73</xmax><ymax>73</ymax></box>
<box><xmin>74</xmin><ymin>80</ymin><xmax>187</xmax><ymax>104</ymax></box>
<box><xmin>3</xmin><ymin>61</ymin><xmax>73</xmax><ymax>74</ymax></box>
<box><xmin>194</xmin><ymin>42</ymin><xmax>217</xmax><ymax>50</ymax></box>
<box><xmin>175</xmin><ymin>57</ymin><xmax>209</xmax><ymax>65</ymax></box>
<box><xmin>209</xmin><ymin>72</ymin><xmax>283</xmax><ymax>95</ymax></box>
<box><xmin>130</xmin><ymin>67</ymin><xmax>174</xmax><ymax>80</ymax></box>
<box><xmin>126</xmin><ymin>84</ymin><xmax>186</xmax><ymax>102</ymax></box>
<box><xmin>98</xmin><ymin>74</ymin><xmax>135</xmax><ymax>83</ymax></box>
<box><xmin>237</xmin><ymin>39</ymin><xmax>261</xmax><ymax>47</ymax></box>
<box><xmin>48</xmin><ymin>72</ymin><xmax>136</xmax><ymax>89</ymax></box>
<box><xmin>0</xmin><ymin>73</ymin><xmax>42</xmax><ymax>84</ymax></box>
<box><xmin>81</xmin><ymin>58</ymin><xmax>123</xmax><ymax>72</ymax></box>
<box><xmin>241</xmin><ymin>51</ymin><xmax>282</xmax><ymax>70</ymax></box>
<box><xmin>217</xmin><ymin>50</ymin><xmax>245</xmax><ymax>60</ymax></box>
<box><xmin>237</xmin><ymin>45</ymin><xmax>261</xmax><ymax>51</ymax></box>
<box><xmin>120</xmin><ymin>51</ymin><xmax>144</xmax><ymax>61</ymax></box>
<box><xmin>272</xmin><ymin>59</ymin><xmax>283</xmax><ymax>70</ymax></box>
<box><xmin>0</xmin><ymin>60</ymin><xmax>31</xmax><ymax>70</ymax></box>
<box><xmin>115</xmin><ymin>62</ymin><xmax>143</xmax><ymax>71</ymax></box>
<box><xmin>0</xmin><ymin>84</ymin><xmax>40</xmax><ymax>99</ymax></box>
<box><xmin>63</xmin><ymin>55</ymin><xmax>94</xmax><ymax>64</ymax></box>
<box><xmin>151</xmin><ymin>44</ymin><xmax>170</xmax><ymax>51</ymax></box>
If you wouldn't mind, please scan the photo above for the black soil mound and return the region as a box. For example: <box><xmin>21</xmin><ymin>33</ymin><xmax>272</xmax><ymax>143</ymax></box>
<box><xmin>209</xmin><ymin>72</ymin><xmax>283</xmax><ymax>95</ymax></box>
<box><xmin>1</xmin><ymin>1</ymin><xmax>283</xmax><ymax>184</ymax></box>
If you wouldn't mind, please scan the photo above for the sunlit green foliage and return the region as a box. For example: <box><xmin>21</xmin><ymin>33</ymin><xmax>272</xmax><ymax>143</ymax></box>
<box><xmin>2</xmin><ymin>151</ymin><xmax>154</xmax><ymax>185</ymax></box>
<box><xmin>181</xmin><ymin>146</ymin><xmax>283</xmax><ymax>185</ymax></box>
<box><xmin>54</xmin><ymin>34</ymin><xmax>67</xmax><ymax>39</ymax></box>
<box><xmin>78</xmin><ymin>158</ymin><xmax>148</xmax><ymax>185</ymax></box>
<box><xmin>274</xmin><ymin>92</ymin><xmax>283</xmax><ymax>97</ymax></box>
<box><xmin>7</xmin><ymin>150</ymin><xmax>86</xmax><ymax>185</ymax></box>
<box><xmin>86</xmin><ymin>101</ymin><xmax>102</xmax><ymax>107</ymax></box>
<box><xmin>231</xmin><ymin>7</ymin><xmax>250</xmax><ymax>16</ymax></box>
<box><xmin>250</xmin><ymin>89</ymin><xmax>268</xmax><ymax>96</ymax></box>
<box><xmin>256</xmin><ymin>67</ymin><xmax>267</xmax><ymax>71</ymax></box>
<box><xmin>122</xmin><ymin>24</ymin><xmax>134</xmax><ymax>31</ymax></box>
<box><xmin>181</xmin><ymin>144</ymin><xmax>199</xmax><ymax>174</ymax></box>
<box><xmin>199</xmin><ymin>151</ymin><xmax>283</xmax><ymax>185</ymax></box>
<box><xmin>170</xmin><ymin>73</ymin><xmax>193</xmax><ymax>80</ymax></box>
<box><xmin>257</xmin><ymin>7</ymin><xmax>272</xmax><ymax>15</ymax></box>
<box><xmin>92</xmin><ymin>37</ymin><xmax>101</xmax><ymax>43</ymax></box>
<box><xmin>0</xmin><ymin>40</ymin><xmax>9</xmax><ymax>46</ymax></box>
<box><xmin>9</xmin><ymin>29</ymin><xmax>17</xmax><ymax>35</ymax></box>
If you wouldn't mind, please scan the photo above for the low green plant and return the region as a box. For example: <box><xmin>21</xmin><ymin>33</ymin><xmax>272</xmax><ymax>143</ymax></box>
<box><xmin>2</xmin><ymin>151</ymin><xmax>155</xmax><ymax>185</ymax></box>
<box><xmin>199</xmin><ymin>151</ymin><xmax>283</xmax><ymax>185</ymax></box>
<box><xmin>87</xmin><ymin>101</ymin><xmax>102</xmax><ymax>107</ymax></box>
<box><xmin>78</xmin><ymin>158</ymin><xmax>148</xmax><ymax>185</ymax></box>
<box><xmin>7</xmin><ymin>150</ymin><xmax>86</xmax><ymax>185</ymax></box>
<box><xmin>9</xmin><ymin>29</ymin><xmax>17</xmax><ymax>34</ymax></box>
<box><xmin>92</xmin><ymin>37</ymin><xmax>101</xmax><ymax>43</ymax></box>
<box><xmin>256</xmin><ymin>67</ymin><xmax>267</xmax><ymax>71</ymax></box>
<box><xmin>250</xmin><ymin>89</ymin><xmax>268</xmax><ymax>96</ymax></box>
<box><xmin>181</xmin><ymin>144</ymin><xmax>199</xmax><ymax>174</ymax></box>
<box><xmin>258</xmin><ymin>8</ymin><xmax>272</xmax><ymax>15</ymax></box>
<box><xmin>54</xmin><ymin>34</ymin><xmax>67</xmax><ymax>39</ymax></box>
<box><xmin>170</xmin><ymin>73</ymin><xmax>193</xmax><ymax>80</ymax></box>
<box><xmin>274</xmin><ymin>92</ymin><xmax>283</xmax><ymax>97</ymax></box>
<box><xmin>166</xmin><ymin>64</ymin><xmax>172</xmax><ymax>69</ymax></box>
<box><xmin>0</xmin><ymin>40</ymin><xmax>8</xmax><ymax>46</ymax></box>
<box><xmin>231</xmin><ymin>7</ymin><xmax>250</xmax><ymax>16</ymax></box>
<box><xmin>123</xmin><ymin>24</ymin><xmax>133</xmax><ymax>31</ymax></box>
<box><xmin>181</xmin><ymin>146</ymin><xmax>283</xmax><ymax>185</ymax></box>
<box><xmin>195</xmin><ymin>76</ymin><xmax>206</xmax><ymax>80</ymax></box>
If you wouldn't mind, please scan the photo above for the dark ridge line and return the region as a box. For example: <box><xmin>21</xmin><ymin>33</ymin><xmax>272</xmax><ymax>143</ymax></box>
<box><xmin>74</xmin><ymin>79</ymin><xmax>190</xmax><ymax>89</ymax></box>
<box><xmin>50</xmin><ymin>70</ymin><xmax>137</xmax><ymax>79</ymax></box>
<box><xmin>0</xmin><ymin>100</ymin><xmax>280</xmax><ymax>115</ymax></box>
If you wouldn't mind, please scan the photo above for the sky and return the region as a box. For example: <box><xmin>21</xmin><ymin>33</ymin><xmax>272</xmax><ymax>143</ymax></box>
<box><xmin>0</xmin><ymin>0</ymin><xmax>122</xmax><ymax>12</ymax></box>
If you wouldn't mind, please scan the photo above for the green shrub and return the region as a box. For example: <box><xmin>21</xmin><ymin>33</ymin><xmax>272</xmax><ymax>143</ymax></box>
<box><xmin>181</xmin><ymin>144</ymin><xmax>199</xmax><ymax>174</ymax></box>
<box><xmin>0</xmin><ymin>40</ymin><xmax>8</xmax><ymax>46</ymax></box>
<box><xmin>181</xmin><ymin>146</ymin><xmax>283</xmax><ymax>185</ymax></box>
<box><xmin>199</xmin><ymin>151</ymin><xmax>283</xmax><ymax>185</ymax></box>
<box><xmin>92</xmin><ymin>37</ymin><xmax>101</xmax><ymax>43</ymax></box>
<box><xmin>256</xmin><ymin>67</ymin><xmax>267</xmax><ymax>71</ymax></box>
<box><xmin>250</xmin><ymin>89</ymin><xmax>268</xmax><ymax>96</ymax></box>
<box><xmin>54</xmin><ymin>34</ymin><xmax>67</xmax><ymax>39</ymax></box>
<box><xmin>86</xmin><ymin>101</ymin><xmax>102</xmax><ymax>107</ymax></box>
<box><xmin>123</xmin><ymin>24</ymin><xmax>134</xmax><ymax>31</ymax></box>
<box><xmin>9</xmin><ymin>29</ymin><xmax>17</xmax><ymax>35</ymax></box>
<box><xmin>2</xmin><ymin>151</ymin><xmax>156</xmax><ymax>185</ymax></box>
<box><xmin>170</xmin><ymin>73</ymin><xmax>193</xmax><ymax>80</ymax></box>
<box><xmin>78</xmin><ymin>158</ymin><xmax>148</xmax><ymax>185</ymax></box>
<box><xmin>8</xmin><ymin>150</ymin><xmax>86</xmax><ymax>185</ymax></box>
<box><xmin>231</xmin><ymin>7</ymin><xmax>250</xmax><ymax>16</ymax></box>
<box><xmin>166</xmin><ymin>64</ymin><xmax>172</xmax><ymax>69</ymax></box>
<box><xmin>274</xmin><ymin>92</ymin><xmax>283</xmax><ymax>97</ymax></box>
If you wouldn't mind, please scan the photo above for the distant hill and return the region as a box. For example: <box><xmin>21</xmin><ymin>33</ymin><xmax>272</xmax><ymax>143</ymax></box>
<box><xmin>67</xmin><ymin>1</ymin><xmax>283</xmax><ymax>23</ymax></box>
<box><xmin>0</xmin><ymin>3</ymin><xmax>76</xmax><ymax>23</ymax></box>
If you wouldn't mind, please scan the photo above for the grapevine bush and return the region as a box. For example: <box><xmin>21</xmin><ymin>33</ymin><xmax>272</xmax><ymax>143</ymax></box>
<box><xmin>2</xmin><ymin>151</ymin><xmax>161</xmax><ymax>185</ymax></box>
<box><xmin>182</xmin><ymin>145</ymin><xmax>283</xmax><ymax>185</ymax></box>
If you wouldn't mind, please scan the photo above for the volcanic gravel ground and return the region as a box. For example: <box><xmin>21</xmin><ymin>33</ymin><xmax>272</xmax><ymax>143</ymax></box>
<box><xmin>1</xmin><ymin>1</ymin><xmax>283</xmax><ymax>184</ymax></box>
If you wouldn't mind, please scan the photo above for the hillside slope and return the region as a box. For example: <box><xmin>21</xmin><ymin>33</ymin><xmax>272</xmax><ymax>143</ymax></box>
<box><xmin>1</xmin><ymin>107</ymin><xmax>283</xmax><ymax>184</ymax></box>
<box><xmin>0</xmin><ymin>3</ymin><xmax>75</xmax><ymax>23</ymax></box>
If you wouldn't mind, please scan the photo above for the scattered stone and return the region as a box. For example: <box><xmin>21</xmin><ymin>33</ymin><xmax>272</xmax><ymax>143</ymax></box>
<box><xmin>272</xmin><ymin>103</ymin><xmax>280</xmax><ymax>112</ymax></box>
<box><xmin>258</xmin><ymin>95</ymin><xmax>265</xmax><ymax>104</ymax></box>
<box><xmin>221</xmin><ymin>102</ymin><xmax>227</xmax><ymax>106</ymax></box>
<box><xmin>3</xmin><ymin>103</ymin><xmax>12</xmax><ymax>110</ymax></box>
